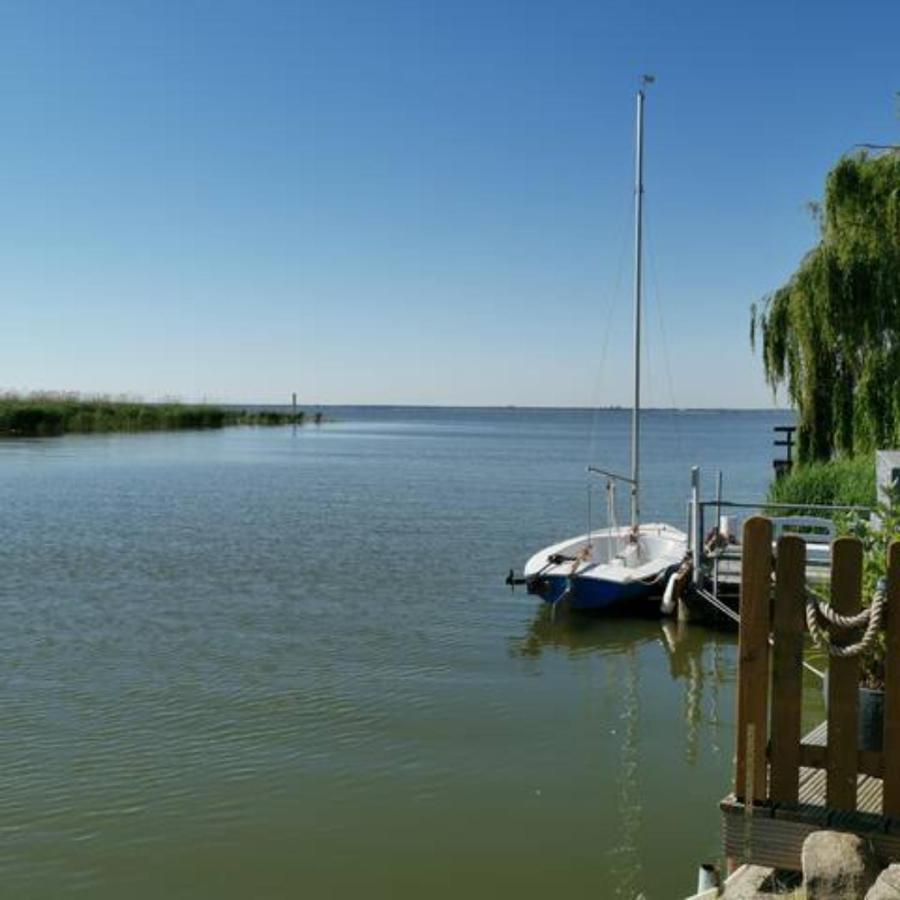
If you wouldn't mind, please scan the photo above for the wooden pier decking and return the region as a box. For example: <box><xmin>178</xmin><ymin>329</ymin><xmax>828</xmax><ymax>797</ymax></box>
<box><xmin>721</xmin><ymin>722</ymin><xmax>900</xmax><ymax>870</ymax></box>
<box><xmin>719</xmin><ymin>518</ymin><xmax>900</xmax><ymax>873</ymax></box>
<box><xmin>706</xmin><ymin>543</ymin><xmax>831</xmax><ymax>594</ymax></box>
<box><xmin>708</xmin><ymin>546</ymin><xmax>830</xmax><ymax>590</ymax></box>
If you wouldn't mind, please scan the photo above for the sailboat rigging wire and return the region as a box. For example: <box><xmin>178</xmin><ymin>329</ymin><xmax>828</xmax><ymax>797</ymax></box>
<box><xmin>587</xmin><ymin>465</ymin><xmax>635</xmax><ymax>484</ymax></box>
<box><xmin>588</xmin><ymin>181</ymin><xmax>635</xmax><ymax>472</ymax></box>
<box><xmin>693</xmin><ymin>585</ymin><xmax>825</xmax><ymax>680</ymax></box>
<box><xmin>587</xmin><ymin>483</ymin><xmax>593</xmax><ymax>554</ymax></box>
<box><xmin>607</xmin><ymin>480</ymin><xmax>619</xmax><ymax>560</ymax></box>
<box><xmin>644</xmin><ymin>207</ymin><xmax>686</xmax><ymax>460</ymax></box>
<box><xmin>648</xmin><ymin>240</ymin><xmax>678</xmax><ymax>410</ymax></box>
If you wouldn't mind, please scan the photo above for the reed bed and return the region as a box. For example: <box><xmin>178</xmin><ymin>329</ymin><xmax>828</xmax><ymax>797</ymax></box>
<box><xmin>0</xmin><ymin>393</ymin><xmax>307</xmax><ymax>436</ymax></box>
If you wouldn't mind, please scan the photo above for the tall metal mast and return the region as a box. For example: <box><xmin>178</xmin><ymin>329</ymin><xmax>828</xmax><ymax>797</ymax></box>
<box><xmin>631</xmin><ymin>77</ymin><xmax>652</xmax><ymax>530</ymax></box>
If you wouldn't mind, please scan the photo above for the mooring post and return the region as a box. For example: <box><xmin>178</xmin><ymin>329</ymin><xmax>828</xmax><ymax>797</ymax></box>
<box><xmin>691</xmin><ymin>466</ymin><xmax>702</xmax><ymax>588</ymax></box>
<box><xmin>713</xmin><ymin>470</ymin><xmax>723</xmax><ymax>598</ymax></box>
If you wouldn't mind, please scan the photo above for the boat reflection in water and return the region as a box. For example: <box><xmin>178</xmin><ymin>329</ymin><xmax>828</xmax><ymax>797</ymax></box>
<box><xmin>510</xmin><ymin>608</ymin><xmax>737</xmax><ymax>898</ymax></box>
<box><xmin>513</xmin><ymin>607</ymin><xmax>735</xmax><ymax>763</ymax></box>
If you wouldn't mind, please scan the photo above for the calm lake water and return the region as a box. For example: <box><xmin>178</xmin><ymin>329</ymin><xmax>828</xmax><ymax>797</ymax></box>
<box><xmin>1</xmin><ymin>406</ymin><xmax>813</xmax><ymax>899</ymax></box>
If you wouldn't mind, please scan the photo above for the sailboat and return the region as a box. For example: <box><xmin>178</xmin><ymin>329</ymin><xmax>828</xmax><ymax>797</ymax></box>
<box><xmin>517</xmin><ymin>78</ymin><xmax>687</xmax><ymax>612</ymax></box>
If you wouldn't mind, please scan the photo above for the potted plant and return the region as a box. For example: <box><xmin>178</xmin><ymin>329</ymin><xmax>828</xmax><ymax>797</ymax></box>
<box><xmin>826</xmin><ymin>490</ymin><xmax>900</xmax><ymax>750</ymax></box>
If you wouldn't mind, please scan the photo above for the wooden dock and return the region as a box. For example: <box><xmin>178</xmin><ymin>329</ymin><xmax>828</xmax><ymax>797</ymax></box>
<box><xmin>707</xmin><ymin>545</ymin><xmax>830</xmax><ymax>591</ymax></box>
<box><xmin>721</xmin><ymin>722</ymin><xmax>900</xmax><ymax>870</ymax></box>
<box><xmin>719</xmin><ymin>518</ymin><xmax>900</xmax><ymax>872</ymax></box>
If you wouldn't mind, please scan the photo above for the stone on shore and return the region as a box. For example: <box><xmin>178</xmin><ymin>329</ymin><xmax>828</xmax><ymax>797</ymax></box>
<box><xmin>802</xmin><ymin>831</ymin><xmax>880</xmax><ymax>900</ymax></box>
<box><xmin>866</xmin><ymin>865</ymin><xmax>900</xmax><ymax>900</ymax></box>
<box><xmin>718</xmin><ymin>865</ymin><xmax>778</xmax><ymax>898</ymax></box>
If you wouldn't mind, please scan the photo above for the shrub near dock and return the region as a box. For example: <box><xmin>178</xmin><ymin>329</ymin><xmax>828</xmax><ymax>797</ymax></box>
<box><xmin>767</xmin><ymin>456</ymin><xmax>876</xmax><ymax>510</ymax></box>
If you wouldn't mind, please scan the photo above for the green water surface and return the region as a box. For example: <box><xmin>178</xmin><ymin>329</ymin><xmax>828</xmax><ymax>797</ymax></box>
<box><xmin>0</xmin><ymin>407</ymin><xmax>813</xmax><ymax>898</ymax></box>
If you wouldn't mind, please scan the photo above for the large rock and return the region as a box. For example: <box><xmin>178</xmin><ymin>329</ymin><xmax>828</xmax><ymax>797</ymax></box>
<box><xmin>802</xmin><ymin>831</ymin><xmax>880</xmax><ymax>900</ymax></box>
<box><xmin>866</xmin><ymin>865</ymin><xmax>900</xmax><ymax>900</ymax></box>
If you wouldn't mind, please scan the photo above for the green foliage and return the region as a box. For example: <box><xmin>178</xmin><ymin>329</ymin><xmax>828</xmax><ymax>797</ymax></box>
<box><xmin>753</xmin><ymin>152</ymin><xmax>900</xmax><ymax>462</ymax></box>
<box><xmin>766</xmin><ymin>455</ymin><xmax>876</xmax><ymax>511</ymax></box>
<box><xmin>835</xmin><ymin>486</ymin><xmax>900</xmax><ymax>687</ymax></box>
<box><xmin>236</xmin><ymin>409</ymin><xmax>305</xmax><ymax>426</ymax></box>
<box><xmin>0</xmin><ymin>393</ymin><xmax>305</xmax><ymax>436</ymax></box>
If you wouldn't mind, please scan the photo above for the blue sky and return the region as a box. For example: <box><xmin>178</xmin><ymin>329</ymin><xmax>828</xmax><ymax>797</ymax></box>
<box><xmin>1</xmin><ymin>0</ymin><xmax>897</xmax><ymax>407</ymax></box>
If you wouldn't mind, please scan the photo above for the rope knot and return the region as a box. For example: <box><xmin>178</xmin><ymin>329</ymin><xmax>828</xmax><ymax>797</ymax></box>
<box><xmin>804</xmin><ymin>585</ymin><xmax>886</xmax><ymax>658</ymax></box>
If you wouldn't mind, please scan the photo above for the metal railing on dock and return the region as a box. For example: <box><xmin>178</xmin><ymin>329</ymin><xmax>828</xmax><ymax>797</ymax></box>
<box><xmin>685</xmin><ymin>467</ymin><xmax>872</xmax><ymax>618</ymax></box>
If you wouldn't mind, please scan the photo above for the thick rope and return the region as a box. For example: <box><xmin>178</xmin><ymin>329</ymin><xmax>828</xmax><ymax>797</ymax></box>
<box><xmin>804</xmin><ymin>579</ymin><xmax>886</xmax><ymax>658</ymax></box>
<box><xmin>805</xmin><ymin>586</ymin><xmax>877</xmax><ymax>630</ymax></box>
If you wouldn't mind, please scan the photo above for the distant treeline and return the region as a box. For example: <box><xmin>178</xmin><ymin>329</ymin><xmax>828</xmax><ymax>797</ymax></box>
<box><xmin>0</xmin><ymin>393</ymin><xmax>323</xmax><ymax>437</ymax></box>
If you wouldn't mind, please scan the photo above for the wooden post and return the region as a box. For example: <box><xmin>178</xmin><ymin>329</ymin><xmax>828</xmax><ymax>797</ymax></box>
<box><xmin>735</xmin><ymin>516</ymin><xmax>773</xmax><ymax>803</ymax></box>
<box><xmin>883</xmin><ymin>541</ymin><xmax>900</xmax><ymax>816</ymax></box>
<box><xmin>292</xmin><ymin>392</ymin><xmax>298</xmax><ymax>422</ymax></box>
<box><xmin>691</xmin><ymin>466</ymin><xmax>702</xmax><ymax>588</ymax></box>
<box><xmin>770</xmin><ymin>535</ymin><xmax>806</xmax><ymax>806</ymax></box>
<box><xmin>713</xmin><ymin>470</ymin><xmax>723</xmax><ymax>599</ymax></box>
<box><xmin>826</xmin><ymin>537</ymin><xmax>862</xmax><ymax>811</ymax></box>
<box><xmin>773</xmin><ymin>425</ymin><xmax>796</xmax><ymax>476</ymax></box>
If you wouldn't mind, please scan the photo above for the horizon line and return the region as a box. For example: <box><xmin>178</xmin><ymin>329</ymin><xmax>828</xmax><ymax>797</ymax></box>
<box><xmin>242</xmin><ymin>401</ymin><xmax>793</xmax><ymax>413</ymax></box>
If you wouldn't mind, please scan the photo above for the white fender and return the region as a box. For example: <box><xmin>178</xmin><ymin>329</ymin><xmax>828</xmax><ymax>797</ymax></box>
<box><xmin>660</xmin><ymin>570</ymin><xmax>678</xmax><ymax>616</ymax></box>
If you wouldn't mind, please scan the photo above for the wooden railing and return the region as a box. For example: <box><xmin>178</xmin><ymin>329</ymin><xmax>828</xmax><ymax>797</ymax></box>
<box><xmin>735</xmin><ymin>516</ymin><xmax>900</xmax><ymax>816</ymax></box>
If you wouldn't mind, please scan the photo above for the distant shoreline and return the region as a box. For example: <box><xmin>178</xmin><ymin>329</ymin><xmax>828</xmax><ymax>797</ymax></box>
<box><xmin>0</xmin><ymin>393</ymin><xmax>792</xmax><ymax>438</ymax></box>
<box><xmin>293</xmin><ymin>403</ymin><xmax>794</xmax><ymax>414</ymax></box>
<box><xmin>0</xmin><ymin>393</ymin><xmax>319</xmax><ymax>437</ymax></box>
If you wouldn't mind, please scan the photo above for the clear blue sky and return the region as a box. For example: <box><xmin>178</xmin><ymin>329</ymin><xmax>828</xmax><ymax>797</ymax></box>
<box><xmin>2</xmin><ymin>0</ymin><xmax>897</xmax><ymax>408</ymax></box>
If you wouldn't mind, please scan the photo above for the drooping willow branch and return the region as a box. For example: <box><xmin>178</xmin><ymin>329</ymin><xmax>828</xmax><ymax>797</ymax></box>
<box><xmin>752</xmin><ymin>151</ymin><xmax>900</xmax><ymax>462</ymax></box>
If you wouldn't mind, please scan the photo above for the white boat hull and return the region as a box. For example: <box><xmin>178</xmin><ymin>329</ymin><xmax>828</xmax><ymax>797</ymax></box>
<box><xmin>522</xmin><ymin>523</ymin><xmax>688</xmax><ymax>610</ymax></box>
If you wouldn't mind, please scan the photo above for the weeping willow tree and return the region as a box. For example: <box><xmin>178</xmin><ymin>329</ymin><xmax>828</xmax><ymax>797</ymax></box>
<box><xmin>752</xmin><ymin>151</ymin><xmax>900</xmax><ymax>462</ymax></box>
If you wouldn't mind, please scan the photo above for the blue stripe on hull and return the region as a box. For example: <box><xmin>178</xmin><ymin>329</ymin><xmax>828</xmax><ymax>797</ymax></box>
<box><xmin>535</xmin><ymin>573</ymin><xmax>665</xmax><ymax>611</ymax></box>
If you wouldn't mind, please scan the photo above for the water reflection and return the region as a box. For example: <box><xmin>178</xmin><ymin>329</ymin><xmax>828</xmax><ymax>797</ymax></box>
<box><xmin>514</xmin><ymin>606</ymin><xmax>734</xmax><ymax>670</ymax></box>
<box><xmin>525</xmin><ymin>611</ymin><xmax>736</xmax><ymax>767</ymax></box>
<box><xmin>659</xmin><ymin>621</ymin><xmax>732</xmax><ymax>763</ymax></box>
<box><xmin>511</xmin><ymin>608</ymin><xmax>737</xmax><ymax>897</ymax></box>
<box><xmin>609</xmin><ymin>645</ymin><xmax>642</xmax><ymax>898</ymax></box>
<box><xmin>0</xmin><ymin>409</ymin><xmax>788</xmax><ymax>899</ymax></box>
<box><xmin>513</xmin><ymin>606</ymin><xmax>661</xmax><ymax>658</ymax></box>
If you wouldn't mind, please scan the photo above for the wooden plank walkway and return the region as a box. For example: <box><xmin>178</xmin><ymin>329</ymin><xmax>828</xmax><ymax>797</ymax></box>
<box><xmin>722</xmin><ymin>718</ymin><xmax>900</xmax><ymax>869</ymax></box>
<box><xmin>710</xmin><ymin>549</ymin><xmax>830</xmax><ymax>590</ymax></box>
<box><xmin>720</xmin><ymin>522</ymin><xmax>900</xmax><ymax>872</ymax></box>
